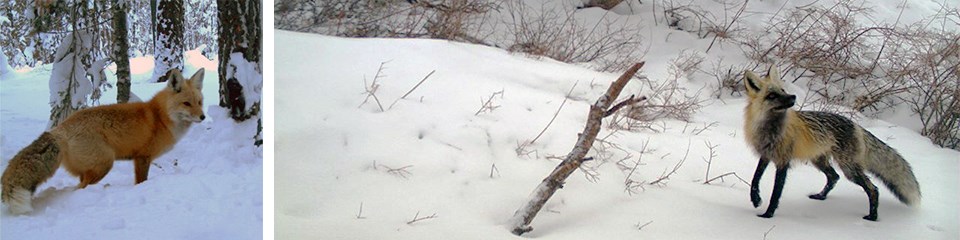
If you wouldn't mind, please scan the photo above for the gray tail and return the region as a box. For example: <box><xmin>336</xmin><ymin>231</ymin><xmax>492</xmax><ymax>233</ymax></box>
<box><xmin>1</xmin><ymin>132</ymin><xmax>62</xmax><ymax>204</ymax></box>
<box><xmin>863</xmin><ymin>131</ymin><xmax>921</xmax><ymax>206</ymax></box>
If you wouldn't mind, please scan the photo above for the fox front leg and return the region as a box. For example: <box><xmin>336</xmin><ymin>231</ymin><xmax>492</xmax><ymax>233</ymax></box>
<box><xmin>759</xmin><ymin>162</ymin><xmax>790</xmax><ymax>218</ymax></box>
<box><xmin>751</xmin><ymin>158</ymin><xmax>770</xmax><ymax>208</ymax></box>
<box><xmin>134</xmin><ymin>157</ymin><xmax>154</xmax><ymax>184</ymax></box>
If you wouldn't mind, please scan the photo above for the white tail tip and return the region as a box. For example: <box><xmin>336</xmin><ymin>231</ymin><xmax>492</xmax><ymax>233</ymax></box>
<box><xmin>6</xmin><ymin>187</ymin><xmax>34</xmax><ymax>215</ymax></box>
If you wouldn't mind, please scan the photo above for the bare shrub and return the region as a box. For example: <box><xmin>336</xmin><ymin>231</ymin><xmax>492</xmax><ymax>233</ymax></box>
<box><xmin>611</xmin><ymin>51</ymin><xmax>704</xmax><ymax>131</ymax></box>
<box><xmin>275</xmin><ymin>0</ymin><xmax>495</xmax><ymax>41</ymax></box>
<box><xmin>583</xmin><ymin>0</ymin><xmax>626</xmax><ymax>10</ymax></box>
<box><xmin>660</xmin><ymin>0</ymin><xmax>747</xmax><ymax>42</ymax></box>
<box><xmin>493</xmin><ymin>0</ymin><xmax>646</xmax><ymax>71</ymax></box>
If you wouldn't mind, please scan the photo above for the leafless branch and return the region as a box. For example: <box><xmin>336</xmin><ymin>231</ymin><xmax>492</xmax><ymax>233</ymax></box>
<box><xmin>389</xmin><ymin>70</ymin><xmax>436</xmax><ymax>110</ymax></box>
<box><xmin>475</xmin><ymin>89</ymin><xmax>505</xmax><ymax>116</ymax></box>
<box><xmin>510</xmin><ymin>62</ymin><xmax>645</xmax><ymax>235</ymax></box>
<box><xmin>636</xmin><ymin>220</ymin><xmax>654</xmax><ymax>231</ymax></box>
<box><xmin>763</xmin><ymin>225</ymin><xmax>776</xmax><ymax>240</ymax></box>
<box><xmin>407</xmin><ymin>211</ymin><xmax>439</xmax><ymax>225</ymax></box>
<box><xmin>359</xmin><ymin>61</ymin><xmax>389</xmax><ymax>112</ymax></box>
<box><xmin>649</xmin><ymin>140</ymin><xmax>691</xmax><ymax>186</ymax></box>
<box><xmin>356</xmin><ymin>202</ymin><xmax>366</xmax><ymax>219</ymax></box>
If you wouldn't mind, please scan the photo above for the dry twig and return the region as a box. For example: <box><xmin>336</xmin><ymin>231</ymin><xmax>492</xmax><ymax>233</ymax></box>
<box><xmin>407</xmin><ymin>211</ymin><xmax>439</xmax><ymax>225</ymax></box>
<box><xmin>389</xmin><ymin>70</ymin><xmax>436</xmax><ymax>110</ymax></box>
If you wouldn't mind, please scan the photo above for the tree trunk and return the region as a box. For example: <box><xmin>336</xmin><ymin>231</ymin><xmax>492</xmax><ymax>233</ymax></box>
<box><xmin>509</xmin><ymin>62</ymin><xmax>645</xmax><ymax>236</ymax></box>
<box><xmin>217</xmin><ymin>0</ymin><xmax>262</xmax><ymax>146</ymax></box>
<box><xmin>153</xmin><ymin>0</ymin><xmax>184</xmax><ymax>82</ymax></box>
<box><xmin>217</xmin><ymin>0</ymin><xmax>262</xmax><ymax>124</ymax></box>
<box><xmin>112</xmin><ymin>0</ymin><xmax>132</xmax><ymax>103</ymax></box>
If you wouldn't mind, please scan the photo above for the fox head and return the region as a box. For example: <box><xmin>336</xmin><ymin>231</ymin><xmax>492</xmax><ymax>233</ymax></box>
<box><xmin>165</xmin><ymin>68</ymin><xmax>205</xmax><ymax>123</ymax></box>
<box><xmin>744</xmin><ymin>67</ymin><xmax>796</xmax><ymax>113</ymax></box>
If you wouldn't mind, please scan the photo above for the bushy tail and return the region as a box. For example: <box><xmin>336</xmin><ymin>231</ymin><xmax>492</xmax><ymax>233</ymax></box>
<box><xmin>1</xmin><ymin>132</ymin><xmax>63</xmax><ymax>214</ymax></box>
<box><xmin>862</xmin><ymin>131</ymin><xmax>921</xmax><ymax>206</ymax></box>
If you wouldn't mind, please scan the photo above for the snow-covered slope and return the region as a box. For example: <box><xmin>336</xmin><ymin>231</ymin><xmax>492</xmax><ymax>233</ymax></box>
<box><xmin>275</xmin><ymin>27</ymin><xmax>957</xmax><ymax>240</ymax></box>
<box><xmin>0</xmin><ymin>51</ymin><xmax>263</xmax><ymax>240</ymax></box>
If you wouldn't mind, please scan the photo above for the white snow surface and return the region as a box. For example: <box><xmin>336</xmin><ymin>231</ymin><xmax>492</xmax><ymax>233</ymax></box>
<box><xmin>0</xmin><ymin>46</ymin><xmax>12</xmax><ymax>79</ymax></box>
<box><xmin>1</xmin><ymin>53</ymin><xmax>263</xmax><ymax>239</ymax></box>
<box><xmin>274</xmin><ymin>0</ymin><xmax>959</xmax><ymax>237</ymax></box>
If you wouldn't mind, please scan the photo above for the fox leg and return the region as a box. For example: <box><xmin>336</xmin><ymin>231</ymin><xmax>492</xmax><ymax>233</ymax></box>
<box><xmin>71</xmin><ymin>146</ymin><xmax>115</xmax><ymax>189</ymax></box>
<box><xmin>134</xmin><ymin>157</ymin><xmax>154</xmax><ymax>184</ymax></box>
<box><xmin>78</xmin><ymin>162</ymin><xmax>113</xmax><ymax>189</ymax></box>
<box><xmin>759</xmin><ymin>162</ymin><xmax>789</xmax><ymax>218</ymax></box>
<box><xmin>809</xmin><ymin>155</ymin><xmax>840</xmax><ymax>200</ymax></box>
<box><xmin>750</xmin><ymin>158</ymin><xmax>770</xmax><ymax>208</ymax></box>
<box><xmin>839</xmin><ymin>164</ymin><xmax>880</xmax><ymax>221</ymax></box>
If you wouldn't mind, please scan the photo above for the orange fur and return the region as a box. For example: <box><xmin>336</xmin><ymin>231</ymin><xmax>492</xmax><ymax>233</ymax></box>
<box><xmin>1</xmin><ymin>69</ymin><xmax>205</xmax><ymax>214</ymax></box>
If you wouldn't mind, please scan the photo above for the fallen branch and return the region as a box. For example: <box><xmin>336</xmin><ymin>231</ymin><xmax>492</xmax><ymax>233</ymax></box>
<box><xmin>509</xmin><ymin>62</ymin><xmax>645</xmax><ymax>236</ymax></box>
<box><xmin>407</xmin><ymin>211</ymin><xmax>438</xmax><ymax>225</ymax></box>
<box><xmin>705</xmin><ymin>172</ymin><xmax>750</xmax><ymax>186</ymax></box>
<box><xmin>356</xmin><ymin>202</ymin><xmax>365</xmax><ymax>219</ymax></box>
<box><xmin>649</xmin><ymin>140</ymin><xmax>691</xmax><ymax>186</ymax></box>
<box><xmin>475</xmin><ymin>90</ymin><xmax>505</xmax><ymax>115</ymax></box>
<box><xmin>389</xmin><ymin>70</ymin><xmax>436</xmax><ymax>110</ymax></box>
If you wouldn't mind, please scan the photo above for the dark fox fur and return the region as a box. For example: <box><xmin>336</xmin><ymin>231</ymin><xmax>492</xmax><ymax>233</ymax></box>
<box><xmin>743</xmin><ymin>68</ymin><xmax>920</xmax><ymax>221</ymax></box>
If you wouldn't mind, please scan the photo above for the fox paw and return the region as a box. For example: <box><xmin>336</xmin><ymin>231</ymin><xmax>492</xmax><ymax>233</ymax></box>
<box><xmin>751</xmin><ymin>193</ymin><xmax>762</xmax><ymax>208</ymax></box>
<box><xmin>808</xmin><ymin>193</ymin><xmax>827</xmax><ymax>200</ymax></box>
<box><xmin>757</xmin><ymin>213</ymin><xmax>774</xmax><ymax>218</ymax></box>
<box><xmin>863</xmin><ymin>215</ymin><xmax>877</xmax><ymax>221</ymax></box>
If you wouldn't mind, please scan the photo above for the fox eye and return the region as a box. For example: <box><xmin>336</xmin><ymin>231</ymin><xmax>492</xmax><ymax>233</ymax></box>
<box><xmin>183</xmin><ymin>101</ymin><xmax>192</xmax><ymax>107</ymax></box>
<box><xmin>765</xmin><ymin>94</ymin><xmax>777</xmax><ymax>100</ymax></box>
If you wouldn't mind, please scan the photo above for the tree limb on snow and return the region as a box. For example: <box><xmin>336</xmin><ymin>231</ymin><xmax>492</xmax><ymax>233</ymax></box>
<box><xmin>509</xmin><ymin>62</ymin><xmax>645</xmax><ymax>236</ymax></box>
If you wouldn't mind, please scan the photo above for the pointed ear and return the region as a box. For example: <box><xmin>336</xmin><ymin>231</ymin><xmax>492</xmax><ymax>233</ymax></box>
<box><xmin>766</xmin><ymin>66</ymin><xmax>781</xmax><ymax>83</ymax></box>
<box><xmin>167</xmin><ymin>69</ymin><xmax>184</xmax><ymax>93</ymax></box>
<box><xmin>189</xmin><ymin>68</ymin><xmax>205</xmax><ymax>91</ymax></box>
<box><xmin>743</xmin><ymin>70</ymin><xmax>763</xmax><ymax>95</ymax></box>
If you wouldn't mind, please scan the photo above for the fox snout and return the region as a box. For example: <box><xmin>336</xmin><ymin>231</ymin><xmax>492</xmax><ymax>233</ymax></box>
<box><xmin>180</xmin><ymin>112</ymin><xmax>205</xmax><ymax>122</ymax></box>
<box><xmin>775</xmin><ymin>94</ymin><xmax>796</xmax><ymax>110</ymax></box>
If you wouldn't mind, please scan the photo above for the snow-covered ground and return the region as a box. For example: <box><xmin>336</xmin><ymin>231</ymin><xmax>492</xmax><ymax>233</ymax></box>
<box><xmin>0</xmin><ymin>50</ymin><xmax>263</xmax><ymax>239</ymax></box>
<box><xmin>274</xmin><ymin>0</ymin><xmax>959</xmax><ymax>238</ymax></box>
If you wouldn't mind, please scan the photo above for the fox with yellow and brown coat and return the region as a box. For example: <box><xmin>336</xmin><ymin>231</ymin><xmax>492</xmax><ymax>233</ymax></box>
<box><xmin>742</xmin><ymin>67</ymin><xmax>920</xmax><ymax>221</ymax></box>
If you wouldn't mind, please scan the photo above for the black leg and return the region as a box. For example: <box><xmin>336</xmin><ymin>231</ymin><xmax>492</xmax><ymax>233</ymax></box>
<box><xmin>847</xmin><ymin>169</ymin><xmax>880</xmax><ymax>221</ymax></box>
<box><xmin>809</xmin><ymin>156</ymin><xmax>839</xmax><ymax>200</ymax></box>
<box><xmin>751</xmin><ymin>158</ymin><xmax>770</xmax><ymax>208</ymax></box>
<box><xmin>759</xmin><ymin>163</ymin><xmax>789</xmax><ymax>218</ymax></box>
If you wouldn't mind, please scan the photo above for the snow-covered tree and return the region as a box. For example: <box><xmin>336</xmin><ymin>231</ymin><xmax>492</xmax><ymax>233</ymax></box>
<box><xmin>152</xmin><ymin>0</ymin><xmax>185</xmax><ymax>83</ymax></box>
<box><xmin>48</xmin><ymin>1</ymin><xmax>109</xmax><ymax>128</ymax></box>
<box><xmin>217</xmin><ymin>0</ymin><xmax>262</xmax><ymax>144</ymax></box>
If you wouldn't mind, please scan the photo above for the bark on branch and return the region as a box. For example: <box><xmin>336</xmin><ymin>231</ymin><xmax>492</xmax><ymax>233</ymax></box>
<box><xmin>509</xmin><ymin>62</ymin><xmax>646</xmax><ymax>235</ymax></box>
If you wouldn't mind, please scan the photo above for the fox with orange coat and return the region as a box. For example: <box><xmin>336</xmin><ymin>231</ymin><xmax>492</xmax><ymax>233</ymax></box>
<box><xmin>1</xmin><ymin>69</ymin><xmax>206</xmax><ymax>215</ymax></box>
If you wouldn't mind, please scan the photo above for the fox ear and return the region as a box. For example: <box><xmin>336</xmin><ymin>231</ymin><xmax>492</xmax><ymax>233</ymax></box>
<box><xmin>189</xmin><ymin>68</ymin><xmax>205</xmax><ymax>91</ymax></box>
<box><xmin>744</xmin><ymin>70</ymin><xmax>762</xmax><ymax>94</ymax></box>
<box><xmin>167</xmin><ymin>69</ymin><xmax>185</xmax><ymax>93</ymax></box>
<box><xmin>766</xmin><ymin>66</ymin><xmax>781</xmax><ymax>83</ymax></box>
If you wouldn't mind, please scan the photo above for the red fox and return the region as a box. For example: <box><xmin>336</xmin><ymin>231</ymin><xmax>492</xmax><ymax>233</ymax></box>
<box><xmin>743</xmin><ymin>67</ymin><xmax>920</xmax><ymax>221</ymax></box>
<box><xmin>1</xmin><ymin>69</ymin><xmax>205</xmax><ymax>214</ymax></box>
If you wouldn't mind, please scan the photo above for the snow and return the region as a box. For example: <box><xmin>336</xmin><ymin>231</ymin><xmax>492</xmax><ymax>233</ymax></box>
<box><xmin>1</xmin><ymin>53</ymin><xmax>262</xmax><ymax>239</ymax></box>
<box><xmin>273</xmin><ymin>0</ymin><xmax>958</xmax><ymax>238</ymax></box>
<box><xmin>0</xmin><ymin>46</ymin><xmax>11</xmax><ymax>80</ymax></box>
<box><xmin>47</xmin><ymin>31</ymin><xmax>95</xmax><ymax>110</ymax></box>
